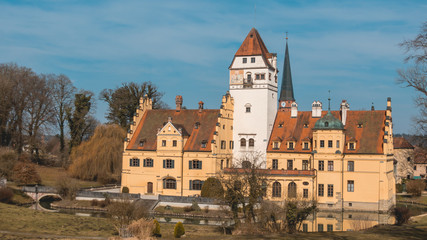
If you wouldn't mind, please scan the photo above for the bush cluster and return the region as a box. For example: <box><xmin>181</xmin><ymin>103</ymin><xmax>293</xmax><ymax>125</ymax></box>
<box><xmin>0</xmin><ymin>187</ymin><xmax>13</xmax><ymax>203</ymax></box>
<box><xmin>390</xmin><ymin>206</ymin><xmax>411</xmax><ymax>225</ymax></box>
<box><xmin>201</xmin><ymin>177</ymin><xmax>224</xmax><ymax>198</ymax></box>
<box><xmin>174</xmin><ymin>222</ymin><xmax>185</xmax><ymax>238</ymax></box>
<box><xmin>406</xmin><ymin>179</ymin><xmax>426</xmax><ymax>196</ymax></box>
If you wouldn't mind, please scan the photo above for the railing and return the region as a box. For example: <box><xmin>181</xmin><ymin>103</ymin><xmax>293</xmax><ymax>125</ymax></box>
<box><xmin>159</xmin><ymin>195</ymin><xmax>218</xmax><ymax>204</ymax></box>
<box><xmin>77</xmin><ymin>191</ymin><xmax>140</xmax><ymax>199</ymax></box>
<box><xmin>22</xmin><ymin>186</ymin><xmax>56</xmax><ymax>193</ymax></box>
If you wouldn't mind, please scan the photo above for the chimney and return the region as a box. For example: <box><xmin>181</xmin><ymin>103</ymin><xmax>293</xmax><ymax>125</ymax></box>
<box><xmin>175</xmin><ymin>95</ymin><xmax>183</xmax><ymax>111</ymax></box>
<box><xmin>340</xmin><ymin>100</ymin><xmax>350</xmax><ymax>125</ymax></box>
<box><xmin>291</xmin><ymin>102</ymin><xmax>298</xmax><ymax>118</ymax></box>
<box><xmin>312</xmin><ymin>101</ymin><xmax>322</xmax><ymax>118</ymax></box>
<box><xmin>198</xmin><ymin>101</ymin><xmax>204</xmax><ymax>113</ymax></box>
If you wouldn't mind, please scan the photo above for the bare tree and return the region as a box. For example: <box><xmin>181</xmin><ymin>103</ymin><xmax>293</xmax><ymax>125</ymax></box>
<box><xmin>397</xmin><ymin>21</ymin><xmax>427</xmax><ymax>140</ymax></box>
<box><xmin>49</xmin><ymin>74</ymin><xmax>76</xmax><ymax>164</ymax></box>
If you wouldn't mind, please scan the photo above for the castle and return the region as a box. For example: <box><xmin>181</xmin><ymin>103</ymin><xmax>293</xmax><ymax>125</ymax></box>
<box><xmin>121</xmin><ymin>28</ymin><xmax>395</xmax><ymax>212</ymax></box>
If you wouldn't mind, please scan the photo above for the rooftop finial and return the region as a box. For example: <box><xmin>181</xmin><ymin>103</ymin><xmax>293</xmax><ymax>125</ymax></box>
<box><xmin>328</xmin><ymin>90</ymin><xmax>331</xmax><ymax>111</ymax></box>
<box><xmin>286</xmin><ymin>32</ymin><xmax>288</xmax><ymax>41</ymax></box>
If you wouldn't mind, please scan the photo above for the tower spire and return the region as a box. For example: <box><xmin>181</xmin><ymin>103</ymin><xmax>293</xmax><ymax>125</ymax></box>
<box><xmin>279</xmin><ymin>33</ymin><xmax>295</xmax><ymax>111</ymax></box>
<box><xmin>328</xmin><ymin>90</ymin><xmax>331</xmax><ymax>111</ymax></box>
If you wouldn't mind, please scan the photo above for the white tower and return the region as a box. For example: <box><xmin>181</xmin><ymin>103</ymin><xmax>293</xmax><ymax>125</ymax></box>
<box><xmin>229</xmin><ymin>28</ymin><xmax>278</xmax><ymax>165</ymax></box>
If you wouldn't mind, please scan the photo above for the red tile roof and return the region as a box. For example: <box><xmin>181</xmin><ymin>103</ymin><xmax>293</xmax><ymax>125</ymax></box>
<box><xmin>234</xmin><ymin>28</ymin><xmax>274</xmax><ymax>69</ymax></box>
<box><xmin>268</xmin><ymin>110</ymin><xmax>387</xmax><ymax>154</ymax></box>
<box><xmin>414</xmin><ymin>147</ymin><xmax>427</xmax><ymax>164</ymax></box>
<box><xmin>394</xmin><ymin>137</ymin><xmax>414</xmax><ymax>149</ymax></box>
<box><xmin>127</xmin><ymin>109</ymin><xmax>219</xmax><ymax>152</ymax></box>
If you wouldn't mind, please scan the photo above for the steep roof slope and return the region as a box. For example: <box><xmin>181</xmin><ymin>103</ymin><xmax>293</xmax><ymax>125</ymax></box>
<box><xmin>268</xmin><ymin>110</ymin><xmax>387</xmax><ymax>154</ymax></box>
<box><xmin>394</xmin><ymin>137</ymin><xmax>414</xmax><ymax>149</ymax></box>
<box><xmin>127</xmin><ymin>109</ymin><xmax>219</xmax><ymax>152</ymax></box>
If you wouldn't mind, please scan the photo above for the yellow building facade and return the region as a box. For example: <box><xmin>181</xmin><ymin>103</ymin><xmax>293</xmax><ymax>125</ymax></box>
<box><xmin>121</xmin><ymin>28</ymin><xmax>396</xmax><ymax>213</ymax></box>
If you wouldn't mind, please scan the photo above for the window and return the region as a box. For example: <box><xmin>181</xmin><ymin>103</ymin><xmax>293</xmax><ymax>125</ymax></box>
<box><xmin>315</xmin><ymin>140</ymin><xmax>317</xmax><ymax>148</ymax></box>
<box><xmin>251</xmin><ymin>57</ymin><xmax>255</xmax><ymax>63</ymax></box>
<box><xmin>328</xmin><ymin>161</ymin><xmax>334</xmax><ymax>171</ymax></box>
<box><xmin>348</xmin><ymin>161</ymin><xmax>354</xmax><ymax>172</ymax></box>
<box><xmin>240</xmin><ymin>138</ymin><xmax>246</xmax><ymax>147</ymax></box>
<box><xmin>319</xmin><ymin>161</ymin><xmax>324</xmax><ymax>171</ymax></box>
<box><xmin>273</xmin><ymin>141</ymin><xmax>279</xmax><ymax>149</ymax></box>
<box><xmin>221</xmin><ymin>140</ymin><xmax>226</xmax><ymax>149</ymax></box>
<box><xmin>414</xmin><ymin>166</ymin><xmax>417</xmax><ymax>170</ymax></box>
<box><xmin>303</xmin><ymin>142</ymin><xmax>309</xmax><ymax>150</ymax></box>
<box><xmin>229</xmin><ymin>141</ymin><xmax>234</xmax><ymax>149</ymax></box>
<box><xmin>173</xmin><ymin>140</ymin><xmax>177</xmax><ymax>147</ymax></box>
<box><xmin>302</xmin><ymin>160</ymin><xmax>308</xmax><ymax>170</ymax></box>
<box><xmin>327</xmin><ymin>224</ymin><xmax>333</xmax><ymax>232</ymax></box>
<box><xmin>247</xmin><ymin>73</ymin><xmax>252</xmax><ymax>82</ymax></box>
<box><xmin>242</xmin><ymin>57</ymin><xmax>247</xmax><ymax>63</ymax></box>
<box><xmin>336</xmin><ymin>140</ymin><xmax>340</xmax><ymax>148</ymax></box>
<box><xmin>261</xmin><ymin>73</ymin><xmax>265</xmax><ymax>80</ymax></box>
<box><xmin>318</xmin><ymin>224</ymin><xmax>324</xmax><ymax>232</ymax></box>
<box><xmin>249</xmin><ymin>138</ymin><xmax>255</xmax><ymax>147</ymax></box>
<box><xmin>194</xmin><ymin>122</ymin><xmax>200</xmax><ymax>129</ymax></box>
<box><xmin>255</xmin><ymin>74</ymin><xmax>261</xmax><ymax>80</ymax></box>
<box><xmin>328</xmin><ymin>140</ymin><xmax>333</xmax><ymax>148</ymax></box>
<box><xmin>320</xmin><ymin>140</ymin><xmax>325</xmax><ymax>148</ymax></box>
<box><xmin>303</xmin><ymin>224</ymin><xmax>308</xmax><ymax>232</ymax></box>
<box><xmin>303</xmin><ymin>189</ymin><xmax>308</xmax><ymax>198</ymax></box>
<box><xmin>246</xmin><ymin>107</ymin><xmax>251</xmax><ymax>112</ymax></box>
<box><xmin>139</xmin><ymin>140</ymin><xmax>145</xmax><ymax>147</ymax></box>
<box><xmin>287</xmin><ymin>160</ymin><xmax>293</xmax><ymax>170</ymax></box>
<box><xmin>190</xmin><ymin>180</ymin><xmax>204</xmax><ymax>190</ymax></box>
<box><xmin>318</xmin><ymin>184</ymin><xmax>324</xmax><ymax>196</ymax></box>
<box><xmin>347</xmin><ymin>180</ymin><xmax>354</xmax><ymax>192</ymax></box>
<box><xmin>130</xmin><ymin>158</ymin><xmax>140</xmax><ymax>167</ymax></box>
<box><xmin>226</xmin><ymin>159</ymin><xmax>229</xmax><ymax>168</ymax></box>
<box><xmin>189</xmin><ymin>160</ymin><xmax>202</xmax><ymax>169</ymax></box>
<box><xmin>163</xmin><ymin>178</ymin><xmax>176</xmax><ymax>189</ymax></box>
<box><xmin>220</xmin><ymin>160</ymin><xmax>224</xmax><ymax>170</ymax></box>
<box><xmin>272</xmin><ymin>182</ymin><xmax>281</xmax><ymax>197</ymax></box>
<box><xmin>272</xmin><ymin>159</ymin><xmax>278</xmax><ymax>170</ymax></box>
<box><xmin>163</xmin><ymin>159</ymin><xmax>174</xmax><ymax>169</ymax></box>
<box><xmin>143</xmin><ymin>158</ymin><xmax>153</xmax><ymax>167</ymax></box>
<box><xmin>325</xmin><ymin>122</ymin><xmax>329</xmax><ymax>127</ymax></box>
<box><xmin>162</xmin><ymin>140</ymin><xmax>166</xmax><ymax>147</ymax></box>
<box><xmin>288</xmin><ymin>182</ymin><xmax>297</xmax><ymax>198</ymax></box>
<box><xmin>407</xmin><ymin>157</ymin><xmax>411</xmax><ymax>161</ymax></box>
<box><xmin>349</xmin><ymin>142</ymin><xmax>355</xmax><ymax>150</ymax></box>
<box><xmin>288</xmin><ymin>142</ymin><xmax>294</xmax><ymax>150</ymax></box>
<box><xmin>327</xmin><ymin>184</ymin><xmax>334</xmax><ymax>197</ymax></box>
<box><xmin>201</xmin><ymin>140</ymin><xmax>207</xmax><ymax>148</ymax></box>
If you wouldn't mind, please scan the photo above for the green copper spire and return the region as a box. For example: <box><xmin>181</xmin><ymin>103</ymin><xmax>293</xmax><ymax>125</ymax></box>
<box><xmin>279</xmin><ymin>35</ymin><xmax>295</xmax><ymax>102</ymax></box>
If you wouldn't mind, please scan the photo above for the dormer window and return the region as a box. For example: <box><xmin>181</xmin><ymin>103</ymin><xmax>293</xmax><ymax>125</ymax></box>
<box><xmin>304</xmin><ymin>123</ymin><xmax>309</xmax><ymax>128</ymax></box>
<box><xmin>357</xmin><ymin>123</ymin><xmax>363</xmax><ymax>128</ymax></box>
<box><xmin>242</xmin><ymin>58</ymin><xmax>247</xmax><ymax>63</ymax></box>
<box><xmin>273</xmin><ymin>141</ymin><xmax>280</xmax><ymax>150</ymax></box>
<box><xmin>303</xmin><ymin>142</ymin><xmax>310</xmax><ymax>150</ymax></box>
<box><xmin>139</xmin><ymin>140</ymin><xmax>145</xmax><ymax>147</ymax></box>
<box><xmin>348</xmin><ymin>142</ymin><xmax>356</xmax><ymax>150</ymax></box>
<box><xmin>278</xmin><ymin>123</ymin><xmax>284</xmax><ymax>128</ymax></box>
<box><xmin>195</xmin><ymin>122</ymin><xmax>200</xmax><ymax>129</ymax></box>
<box><xmin>201</xmin><ymin>140</ymin><xmax>207</xmax><ymax>148</ymax></box>
<box><xmin>287</xmin><ymin>141</ymin><xmax>294</xmax><ymax>150</ymax></box>
<box><xmin>324</xmin><ymin>122</ymin><xmax>329</xmax><ymax>127</ymax></box>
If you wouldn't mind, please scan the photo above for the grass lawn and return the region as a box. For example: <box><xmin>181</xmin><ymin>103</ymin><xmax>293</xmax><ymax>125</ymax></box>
<box><xmin>0</xmin><ymin>202</ymin><xmax>426</xmax><ymax>239</ymax></box>
<box><xmin>35</xmin><ymin>165</ymin><xmax>103</xmax><ymax>189</ymax></box>
<box><xmin>397</xmin><ymin>195</ymin><xmax>427</xmax><ymax>205</ymax></box>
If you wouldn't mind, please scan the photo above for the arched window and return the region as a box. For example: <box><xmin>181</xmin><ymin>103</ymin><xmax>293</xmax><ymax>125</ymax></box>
<box><xmin>288</xmin><ymin>182</ymin><xmax>297</xmax><ymax>198</ymax></box>
<box><xmin>249</xmin><ymin>138</ymin><xmax>255</xmax><ymax>147</ymax></box>
<box><xmin>163</xmin><ymin>178</ymin><xmax>176</xmax><ymax>189</ymax></box>
<box><xmin>325</xmin><ymin>122</ymin><xmax>329</xmax><ymax>127</ymax></box>
<box><xmin>240</xmin><ymin>138</ymin><xmax>246</xmax><ymax>147</ymax></box>
<box><xmin>272</xmin><ymin>181</ymin><xmax>281</xmax><ymax>197</ymax></box>
<box><xmin>242</xmin><ymin>161</ymin><xmax>251</xmax><ymax>169</ymax></box>
<box><xmin>147</xmin><ymin>182</ymin><xmax>153</xmax><ymax>193</ymax></box>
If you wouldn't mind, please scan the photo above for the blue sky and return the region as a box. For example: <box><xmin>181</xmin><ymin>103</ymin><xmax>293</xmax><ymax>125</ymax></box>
<box><xmin>0</xmin><ymin>0</ymin><xmax>425</xmax><ymax>134</ymax></box>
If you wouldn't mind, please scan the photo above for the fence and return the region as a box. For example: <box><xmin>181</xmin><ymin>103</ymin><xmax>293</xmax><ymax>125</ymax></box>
<box><xmin>159</xmin><ymin>195</ymin><xmax>219</xmax><ymax>204</ymax></box>
<box><xmin>77</xmin><ymin>191</ymin><xmax>140</xmax><ymax>199</ymax></box>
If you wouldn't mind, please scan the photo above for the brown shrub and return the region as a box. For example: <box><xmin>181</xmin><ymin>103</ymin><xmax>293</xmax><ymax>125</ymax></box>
<box><xmin>406</xmin><ymin>179</ymin><xmax>426</xmax><ymax>196</ymax></box>
<box><xmin>12</xmin><ymin>162</ymin><xmax>41</xmax><ymax>185</ymax></box>
<box><xmin>91</xmin><ymin>199</ymin><xmax>99</xmax><ymax>206</ymax></box>
<box><xmin>55</xmin><ymin>176</ymin><xmax>79</xmax><ymax>200</ymax></box>
<box><xmin>0</xmin><ymin>187</ymin><xmax>13</xmax><ymax>203</ymax></box>
<box><xmin>0</xmin><ymin>148</ymin><xmax>18</xmax><ymax>179</ymax></box>
<box><xmin>390</xmin><ymin>206</ymin><xmax>411</xmax><ymax>225</ymax></box>
<box><xmin>183</xmin><ymin>206</ymin><xmax>193</xmax><ymax>212</ymax></box>
<box><xmin>127</xmin><ymin>218</ymin><xmax>155</xmax><ymax>240</ymax></box>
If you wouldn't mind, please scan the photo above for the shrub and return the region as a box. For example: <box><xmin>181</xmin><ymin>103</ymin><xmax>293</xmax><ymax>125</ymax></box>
<box><xmin>55</xmin><ymin>176</ymin><xmax>79</xmax><ymax>200</ymax></box>
<box><xmin>107</xmin><ymin>197</ymin><xmax>149</xmax><ymax>236</ymax></box>
<box><xmin>0</xmin><ymin>187</ymin><xmax>13</xmax><ymax>203</ymax></box>
<box><xmin>396</xmin><ymin>183</ymin><xmax>403</xmax><ymax>193</ymax></box>
<box><xmin>191</xmin><ymin>200</ymin><xmax>201</xmax><ymax>211</ymax></box>
<box><xmin>127</xmin><ymin>218</ymin><xmax>155</xmax><ymax>240</ymax></box>
<box><xmin>390</xmin><ymin>206</ymin><xmax>411</xmax><ymax>225</ymax></box>
<box><xmin>122</xmin><ymin>186</ymin><xmax>129</xmax><ymax>193</ymax></box>
<box><xmin>0</xmin><ymin>148</ymin><xmax>18</xmax><ymax>180</ymax></box>
<box><xmin>91</xmin><ymin>199</ymin><xmax>99</xmax><ymax>206</ymax></box>
<box><xmin>152</xmin><ymin>219</ymin><xmax>161</xmax><ymax>237</ymax></box>
<box><xmin>12</xmin><ymin>162</ymin><xmax>41</xmax><ymax>185</ymax></box>
<box><xmin>174</xmin><ymin>222</ymin><xmax>185</xmax><ymax>238</ymax></box>
<box><xmin>406</xmin><ymin>179</ymin><xmax>426</xmax><ymax>196</ymax></box>
<box><xmin>204</xmin><ymin>206</ymin><xmax>209</xmax><ymax>213</ymax></box>
<box><xmin>183</xmin><ymin>206</ymin><xmax>193</xmax><ymax>212</ymax></box>
<box><xmin>201</xmin><ymin>177</ymin><xmax>224</xmax><ymax>198</ymax></box>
